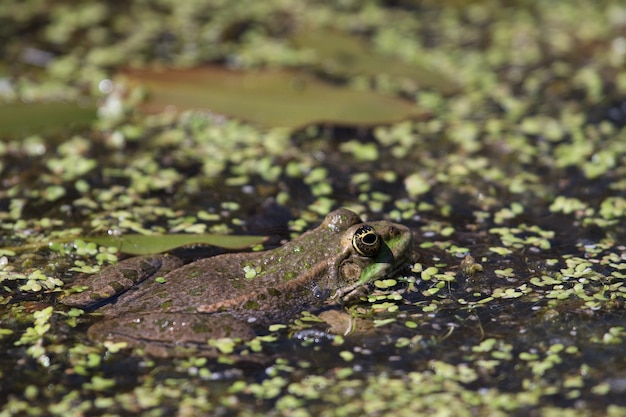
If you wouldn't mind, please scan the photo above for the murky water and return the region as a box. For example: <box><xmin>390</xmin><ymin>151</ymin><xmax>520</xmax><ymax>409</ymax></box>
<box><xmin>1</xmin><ymin>1</ymin><xmax>626</xmax><ymax>415</ymax></box>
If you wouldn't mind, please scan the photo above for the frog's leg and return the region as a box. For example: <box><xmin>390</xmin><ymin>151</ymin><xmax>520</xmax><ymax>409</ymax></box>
<box><xmin>61</xmin><ymin>255</ymin><xmax>183</xmax><ymax>309</ymax></box>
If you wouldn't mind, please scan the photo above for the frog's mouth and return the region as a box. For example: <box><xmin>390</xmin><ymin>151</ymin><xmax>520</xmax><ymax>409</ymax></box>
<box><xmin>331</xmin><ymin>284</ymin><xmax>370</xmax><ymax>305</ymax></box>
<box><xmin>331</xmin><ymin>264</ymin><xmax>407</xmax><ymax>304</ymax></box>
<box><xmin>330</xmin><ymin>242</ymin><xmax>411</xmax><ymax>303</ymax></box>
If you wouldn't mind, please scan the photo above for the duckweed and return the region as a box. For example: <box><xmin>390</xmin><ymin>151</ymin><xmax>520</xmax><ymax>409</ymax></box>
<box><xmin>2</xmin><ymin>0</ymin><xmax>626</xmax><ymax>416</ymax></box>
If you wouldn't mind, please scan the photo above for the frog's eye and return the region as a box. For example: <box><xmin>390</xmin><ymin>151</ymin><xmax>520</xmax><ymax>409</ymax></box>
<box><xmin>352</xmin><ymin>225</ymin><xmax>381</xmax><ymax>257</ymax></box>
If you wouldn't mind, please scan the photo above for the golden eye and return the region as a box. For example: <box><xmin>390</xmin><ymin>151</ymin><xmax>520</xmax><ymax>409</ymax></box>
<box><xmin>352</xmin><ymin>225</ymin><xmax>381</xmax><ymax>257</ymax></box>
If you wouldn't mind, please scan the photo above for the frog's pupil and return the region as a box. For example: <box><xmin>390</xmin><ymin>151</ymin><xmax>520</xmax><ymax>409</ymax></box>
<box><xmin>363</xmin><ymin>234</ymin><xmax>377</xmax><ymax>244</ymax></box>
<box><xmin>352</xmin><ymin>225</ymin><xmax>381</xmax><ymax>257</ymax></box>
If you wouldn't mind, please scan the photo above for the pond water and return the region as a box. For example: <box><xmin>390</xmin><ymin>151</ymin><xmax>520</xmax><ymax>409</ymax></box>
<box><xmin>1</xmin><ymin>1</ymin><xmax>625</xmax><ymax>416</ymax></box>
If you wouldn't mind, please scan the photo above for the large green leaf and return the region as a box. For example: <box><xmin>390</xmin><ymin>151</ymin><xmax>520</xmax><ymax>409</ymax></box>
<box><xmin>292</xmin><ymin>30</ymin><xmax>455</xmax><ymax>93</ymax></box>
<box><xmin>84</xmin><ymin>234</ymin><xmax>266</xmax><ymax>255</ymax></box>
<box><xmin>124</xmin><ymin>66</ymin><xmax>418</xmax><ymax>129</ymax></box>
<box><xmin>0</xmin><ymin>101</ymin><xmax>97</xmax><ymax>137</ymax></box>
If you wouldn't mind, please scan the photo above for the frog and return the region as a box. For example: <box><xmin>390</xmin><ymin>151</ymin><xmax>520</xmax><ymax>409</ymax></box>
<box><xmin>61</xmin><ymin>208</ymin><xmax>412</xmax><ymax>356</ymax></box>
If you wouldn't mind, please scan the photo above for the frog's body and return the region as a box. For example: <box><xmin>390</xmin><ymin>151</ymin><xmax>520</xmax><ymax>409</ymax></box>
<box><xmin>62</xmin><ymin>209</ymin><xmax>412</xmax><ymax>355</ymax></box>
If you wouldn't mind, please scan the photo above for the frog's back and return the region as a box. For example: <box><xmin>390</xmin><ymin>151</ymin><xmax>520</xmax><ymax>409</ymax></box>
<box><xmin>98</xmin><ymin>214</ymin><xmax>355</xmax><ymax>318</ymax></box>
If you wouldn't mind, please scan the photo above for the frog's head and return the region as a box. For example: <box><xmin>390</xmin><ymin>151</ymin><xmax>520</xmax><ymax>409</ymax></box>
<box><xmin>330</xmin><ymin>215</ymin><xmax>413</xmax><ymax>302</ymax></box>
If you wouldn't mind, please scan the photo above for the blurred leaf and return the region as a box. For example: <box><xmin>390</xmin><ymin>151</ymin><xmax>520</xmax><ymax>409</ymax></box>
<box><xmin>124</xmin><ymin>66</ymin><xmax>418</xmax><ymax>129</ymax></box>
<box><xmin>84</xmin><ymin>234</ymin><xmax>266</xmax><ymax>255</ymax></box>
<box><xmin>0</xmin><ymin>101</ymin><xmax>97</xmax><ymax>137</ymax></box>
<box><xmin>292</xmin><ymin>30</ymin><xmax>456</xmax><ymax>93</ymax></box>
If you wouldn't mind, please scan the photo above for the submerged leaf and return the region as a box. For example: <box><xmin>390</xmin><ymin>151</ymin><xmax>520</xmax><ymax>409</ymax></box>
<box><xmin>292</xmin><ymin>30</ymin><xmax>455</xmax><ymax>93</ymax></box>
<box><xmin>0</xmin><ymin>101</ymin><xmax>97</xmax><ymax>137</ymax></box>
<box><xmin>124</xmin><ymin>66</ymin><xmax>418</xmax><ymax>129</ymax></box>
<box><xmin>84</xmin><ymin>234</ymin><xmax>266</xmax><ymax>255</ymax></box>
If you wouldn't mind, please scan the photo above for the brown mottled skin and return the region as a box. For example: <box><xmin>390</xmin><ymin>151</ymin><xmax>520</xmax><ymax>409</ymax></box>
<box><xmin>62</xmin><ymin>209</ymin><xmax>411</xmax><ymax>354</ymax></box>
